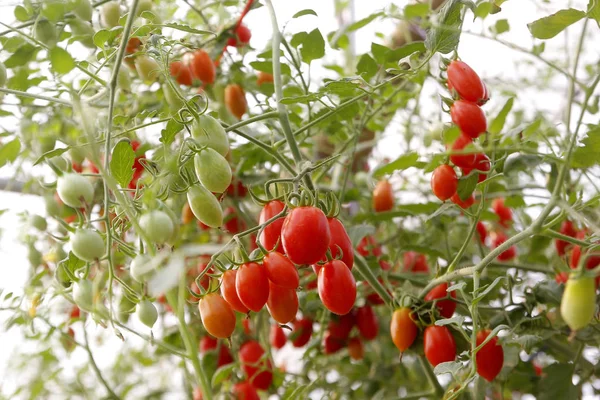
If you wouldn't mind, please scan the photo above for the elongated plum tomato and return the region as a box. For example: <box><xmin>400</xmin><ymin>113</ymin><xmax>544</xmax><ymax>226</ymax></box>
<box><xmin>266</xmin><ymin>281</ymin><xmax>298</xmax><ymax>324</ymax></box>
<box><xmin>71</xmin><ymin>229</ymin><xmax>105</xmax><ymax>262</ymax></box>
<box><xmin>318</xmin><ymin>260</ymin><xmax>357</xmax><ymax>315</ymax></box>
<box><xmin>491</xmin><ymin>198</ymin><xmax>512</xmax><ymax>226</ymax></box>
<box><xmin>257</xmin><ymin>72</ymin><xmax>274</xmax><ymax>86</ymax></box>
<box><xmin>270</xmin><ymin>324</ymin><xmax>287</xmax><ymax>349</ymax></box>
<box><xmin>137</xmin><ymin>300</ymin><xmax>158</xmax><ymax>328</ymax></box>
<box><xmin>424</xmin><ymin>325</ymin><xmax>456</xmax><ymax>366</ymax></box>
<box><xmin>449</xmin><ymin>134</ymin><xmax>477</xmax><ymax>169</ymax></box>
<box><xmin>291</xmin><ymin>318</ymin><xmax>313</xmax><ymax>347</ymax></box>
<box><xmin>403</xmin><ymin>251</ymin><xmax>429</xmax><ymax>273</ymax></box>
<box><xmin>476</xmin><ymin>221</ymin><xmax>487</xmax><ymax>244</ymax></box>
<box><xmin>190</xmin><ymin>50</ymin><xmax>215</xmax><ymax>84</ymax></box>
<box><xmin>281</xmin><ymin>206</ymin><xmax>331</xmax><ymax>265</ymax></box>
<box><xmin>232</xmin><ymin>381</ymin><xmax>259</xmax><ymax>400</ymax></box>
<box><xmin>451</xmin><ymin>100</ymin><xmax>487</xmax><ymax>139</ymax></box>
<box><xmin>191</xmin><ymin>114</ymin><xmax>230</xmax><ymax>157</ymax></box>
<box><xmin>492</xmin><ymin>232</ymin><xmax>516</xmax><ymax>261</ymax></box>
<box><xmin>139</xmin><ymin>210</ymin><xmax>174</xmax><ymax>244</ymax></box>
<box><xmin>169</xmin><ymin>61</ymin><xmax>193</xmax><ymax>86</ymax></box>
<box><xmin>239</xmin><ymin>340</ymin><xmax>273</xmax><ymax>390</ymax></box>
<box><xmin>348</xmin><ymin>337</ymin><xmax>364</xmax><ymax>360</ymax></box>
<box><xmin>194</xmin><ymin>148</ymin><xmax>232</xmax><ymax>193</ymax></box>
<box><xmin>356</xmin><ymin>305</ymin><xmax>378</xmax><ymax>340</ymax></box>
<box><xmin>236</xmin><ymin>262</ymin><xmax>269</xmax><ymax>312</ymax></box>
<box><xmin>236</xmin><ymin>24</ymin><xmax>251</xmax><ymax>44</ymax></box>
<box><xmin>476</xmin><ymin>329</ymin><xmax>504</xmax><ymax>382</ymax></box>
<box><xmin>223</xmin><ymin>207</ymin><xmax>246</xmax><ymax>234</ymax></box>
<box><xmin>57</xmin><ymin>173</ymin><xmax>94</xmax><ymax>208</ymax></box>
<box><xmin>224</xmin><ymin>84</ymin><xmax>247</xmax><ymax>119</ymax></box>
<box><xmin>555</xmin><ymin>220</ymin><xmax>577</xmax><ymax>256</ymax></box>
<box><xmin>321</xmin><ymin>218</ymin><xmax>354</xmax><ymax>269</ymax></box>
<box><xmin>462</xmin><ymin>153</ymin><xmax>491</xmax><ymax>183</ymax></box>
<box><xmin>220</xmin><ymin>270</ymin><xmax>248</xmax><ymax>314</ymax></box>
<box><xmin>431</xmin><ymin>164</ymin><xmax>458</xmax><ymax>201</ymax></box>
<box><xmin>135</xmin><ymin>55</ymin><xmax>160</xmax><ymax>83</ymax></box>
<box><xmin>322</xmin><ymin>331</ymin><xmax>345</xmax><ymax>354</ymax></box>
<box><xmin>187</xmin><ymin>185</ymin><xmax>223</xmax><ymax>228</ymax></box>
<box><xmin>447</xmin><ymin>60</ymin><xmax>485</xmax><ymax>103</ymax></box>
<box><xmin>424</xmin><ymin>283</ymin><xmax>457</xmax><ymax>318</ymax></box>
<box><xmin>372</xmin><ymin>180</ymin><xmax>394</xmax><ymax>212</ymax></box>
<box><xmin>198</xmin><ymin>293</ymin><xmax>236</xmax><ymax>338</ymax></box>
<box><xmin>199</xmin><ymin>336</ymin><xmax>234</xmax><ymax>367</ymax></box>
<box><xmin>328</xmin><ymin>312</ymin><xmax>356</xmax><ymax>340</ymax></box>
<box><xmin>560</xmin><ymin>275</ymin><xmax>596</xmax><ymax>331</ymax></box>
<box><xmin>259</xmin><ymin>200</ymin><xmax>286</xmax><ymax>251</ymax></box>
<box><xmin>451</xmin><ymin>192</ymin><xmax>475</xmax><ymax>209</ymax></box>
<box><xmin>263</xmin><ymin>252</ymin><xmax>299</xmax><ymax>289</ymax></box>
<box><xmin>390</xmin><ymin>308</ymin><xmax>418</xmax><ymax>352</ymax></box>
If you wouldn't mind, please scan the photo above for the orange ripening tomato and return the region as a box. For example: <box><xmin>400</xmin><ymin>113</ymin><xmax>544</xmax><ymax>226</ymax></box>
<box><xmin>266</xmin><ymin>281</ymin><xmax>298</xmax><ymax>324</ymax></box>
<box><xmin>169</xmin><ymin>61</ymin><xmax>193</xmax><ymax>86</ymax></box>
<box><xmin>198</xmin><ymin>293</ymin><xmax>236</xmax><ymax>338</ymax></box>
<box><xmin>257</xmin><ymin>72</ymin><xmax>274</xmax><ymax>86</ymax></box>
<box><xmin>390</xmin><ymin>308</ymin><xmax>418</xmax><ymax>352</ymax></box>
<box><xmin>190</xmin><ymin>50</ymin><xmax>215</xmax><ymax>84</ymax></box>
<box><xmin>224</xmin><ymin>84</ymin><xmax>247</xmax><ymax>119</ymax></box>
<box><xmin>373</xmin><ymin>180</ymin><xmax>394</xmax><ymax>212</ymax></box>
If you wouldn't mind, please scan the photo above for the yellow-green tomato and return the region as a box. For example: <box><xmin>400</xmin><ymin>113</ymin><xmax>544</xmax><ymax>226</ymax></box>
<box><xmin>101</xmin><ymin>1</ymin><xmax>121</xmax><ymax>28</ymax></box>
<box><xmin>560</xmin><ymin>275</ymin><xmax>596</xmax><ymax>331</ymax></box>
<box><xmin>57</xmin><ymin>173</ymin><xmax>94</xmax><ymax>208</ymax></box>
<box><xmin>139</xmin><ymin>210</ymin><xmax>174</xmax><ymax>243</ymax></box>
<box><xmin>191</xmin><ymin>115</ymin><xmax>229</xmax><ymax>157</ymax></box>
<box><xmin>73</xmin><ymin>280</ymin><xmax>94</xmax><ymax>311</ymax></box>
<box><xmin>162</xmin><ymin>83</ymin><xmax>184</xmax><ymax>111</ymax></box>
<box><xmin>71</xmin><ymin>229</ymin><xmax>105</xmax><ymax>262</ymax></box>
<box><xmin>137</xmin><ymin>299</ymin><xmax>158</xmax><ymax>328</ymax></box>
<box><xmin>194</xmin><ymin>148</ymin><xmax>232</xmax><ymax>193</ymax></box>
<box><xmin>135</xmin><ymin>55</ymin><xmax>160</xmax><ymax>83</ymax></box>
<box><xmin>187</xmin><ymin>185</ymin><xmax>223</xmax><ymax>228</ymax></box>
<box><xmin>71</xmin><ymin>0</ymin><xmax>93</xmax><ymax>21</ymax></box>
<box><xmin>136</xmin><ymin>0</ymin><xmax>153</xmax><ymax>16</ymax></box>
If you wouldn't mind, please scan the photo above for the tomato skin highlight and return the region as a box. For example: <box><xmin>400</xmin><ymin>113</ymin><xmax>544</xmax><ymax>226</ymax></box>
<box><xmin>451</xmin><ymin>100</ymin><xmax>487</xmax><ymax>138</ymax></box>
<box><xmin>447</xmin><ymin>60</ymin><xmax>485</xmax><ymax>103</ymax></box>
<box><xmin>236</xmin><ymin>262</ymin><xmax>269</xmax><ymax>312</ymax></box>
<box><xmin>318</xmin><ymin>260</ymin><xmax>357</xmax><ymax>315</ymax></box>
<box><xmin>356</xmin><ymin>305</ymin><xmax>379</xmax><ymax>341</ymax></box>
<box><xmin>259</xmin><ymin>200</ymin><xmax>286</xmax><ymax>251</ymax></box>
<box><xmin>390</xmin><ymin>308</ymin><xmax>418</xmax><ymax>352</ymax></box>
<box><xmin>431</xmin><ymin>164</ymin><xmax>458</xmax><ymax>201</ymax></box>
<box><xmin>266</xmin><ymin>281</ymin><xmax>298</xmax><ymax>324</ymax></box>
<box><xmin>560</xmin><ymin>275</ymin><xmax>596</xmax><ymax>331</ymax></box>
<box><xmin>198</xmin><ymin>293</ymin><xmax>236</xmax><ymax>338</ymax></box>
<box><xmin>373</xmin><ymin>180</ymin><xmax>394</xmax><ymax>212</ymax></box>
<box><xmin>424</xmin><ymin>283</ymin><xmax>457</xmax><ymax>318</ymax></box>
<box><xmin>224</xmin><ymin>84</ymin><xmax>247</xmax><ymax>119</ymax></box>
<box><xmin>263</xmin><ymin>251</ymin><xmax>299</xmax><ymax>289</ymax></box>
<box><xmin>270</xmin><ymin>324</ymin><xmax>287</xmax><ymax>349</ymax></box>
<box><xmin>199</xmin><ymin>336</ymin><xmax>234</xmax><ymax>367</ymax></box>
<box><xmin>239</xmin><ymin>340</ymin><xmax>273</xmax><ymax>390</ymax></box>
<box><xmin>190</xmin><ymin>50</ymin><xmax>215</xmax><ymax>84</ymax></box>
<box><xmin>423</xmin><ymin>325</ymin><xmax>456</xmax><ymax>366</ymax></box>
<box><xmin>220</xmin><ymin>270</ymin><xmax>249</xmax><ymax>314</ymax></box>
<box><xmin>475</xmin><ymin>329</ymin><xmax>504</xmax><ymax>382</ymax></box>
<box><xmin>281</xmin><ymin>206</ymin><xmax>331</xmax><ymax>265</ymax></box>
<box><xmin>291</xmin><ymin>318</ymin><xmax>313</xmax><ymax>347</ymax></box>
<box><xmin>449</xmin><ymin>134</ymin><xmax>477</xmax><ymax>169</ymax></box>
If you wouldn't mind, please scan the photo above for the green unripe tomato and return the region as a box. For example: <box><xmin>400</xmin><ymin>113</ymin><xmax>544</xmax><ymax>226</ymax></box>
<box><xmin>194</xmin><ymin>148</ymin><xmax>232</xmax><ymax>193</ymax></box>
<box><xmin>35</xmin><ymin>19</ymin><xmax>58</xmax><ymax>48</ymax></box>
<box><xmin>45</xmin><ymin>194</ymin><xmax>61</xmax><ymax>217</ymax></box>
<box><xmin>137</xmin><ymin>299</ymin><xmax>158</xmax><ymax>328</ymax></box>
<box><xmin>71</xmin><ymin>0</ymin><xmax>93</xmax><ymax>21</ymax></box>
<box><xmin>560</xmin><ymin>275</ymin><xmax>596</xmax><ymax>331</ymax></box>
<box><xmin>135</xmin><ymin>55</ymin><xmax>160</xmax><ymax>83</ymax></box>
<box><xmin>118</xmin><ymin>67</ymin><xmax>132</xmax><ymax>91</ymax></box>
<box><xmin>0</xmin><ymin>61</ymin><xmax>6</xmax><ymax>88</ymax></box>
<box><xmin>139</xmin><ymin>210</ymin><xmax>174</xmax><ymax>243</ymax></box>
<box><xmin>41</xmin><ymin>0</ymin><xmax>66</xmax><ymax>22</ymax></box>
<box><xmin>136</xmin><ymin>0</ymin><xmax>153</xmax><ymax>16</ymax></box>
<box><xmin>57</xmin><ymin>173</ymin><xmax>94</xmax><ymax>208</ymax></box>
<box><xmin>129</xmin><ymin>254</ymin><xmax>153</xmax><ymax>282</ymax></box>
<box><xmin>162</xmin><ymin>83</ymin><xmax>184</xmax><ymax>111</ymax></box>
<box><xmin>71</xmin><ymin>229</ymin><xmax>105</xmax><ymax>262</ymax></box>
<box><xmin>73</xmin><ymin>279</ymin><xmax>93</xmax><ymax>311</ymax></box>
<box><xmin>101</xmin><ymin>1</ymin><xmax>121</xmax><ymax>28</ymax></box>
<box><xmin>30</xmin><ymin>214</ymin><xmax>48</xmax><ymax>231</ymax></box>
<box><xmin>191</xmin><ymin>115</ymin><xmax>229</xmax><ymax>157</ymax></box>
<box><xmin>117</xmin><ymin>295</ymin><xmax>136</xmax><ymax>323</ymax></box>
<box><xmin>187</xmin><ymin>185</ymin><xmax>223</xmax><ymax>228</ymax></box>
<box><xmin>68</xmin><ymin>19</ymin><xmax>95</xmax><ymax>48</ymax></box>
<box><xmin>69</xmin><ymin>147</ymin><xmax>86</xmax><ymax>164</ymax></box>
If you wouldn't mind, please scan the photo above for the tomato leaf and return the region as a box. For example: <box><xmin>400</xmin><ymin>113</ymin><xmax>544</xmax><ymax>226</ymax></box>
<box><xmin>345</xmin><ymin>12</ymin><xmax>383</xmax><ymax>33</ymax></box>
<box><xmin>4</xmin><ymin>44</ymin><xmax>38</xmax><ymax>68</ymax></box>
<box><xmin>14</xmin><ymin>5</ymin><xmax>30</xmax><ymax>22</ymax></box>
<box><xmin>571</xmin><ymin>126</ymin><xmax>600</xmax><ymax>168</ymax></box>
<box><xmin>110</xmin><ymin>140</ymin><xmax>135</xmax><ymax>188</ymax></box>
<box><xmin>158</xmin><ymin>23</ymin><xmax>214</xmax><ymax>36</ymax></box>
<box><xmin>293</xmin><ymin>9</ymin><xmax>317</xmax><ymax>18</ymax></box>
<box><xmin>387</xmin><ymin>42</ymin><xmax>426</xmax><ymax>63</ymax></box>
<box><xmin>249</xmin><ymin>61</ymin><xmax>291</xmax><ymax>75</ymax></box>
<box><xmin>210</xmin><ymin>363</ymin><xmax>236</xmax><ymax>387</ymax></box>
<box><xmin>588</xmin><ymin>0</ymin><xmax>600</xmax><ymax>28</ymax></box>
<box><xmin>473</xmin><ymin>276</ymin><xmax>505</xmax><ymax>305</ymax></box>
<box><xmin>538</xmin><ymin>363</ymin><xmax>577</xmax><ymax>400</ymax></box>
<box><xmin>160</xmin><ymin>119</ymin><xmax>183</xmax><ymax>146</ymax></box>
<box><xmin>347</xmin><ymin>224</ymin><xmax>375</xmax><ymax>247</ymax></box>
<box><xmin>456</xmin><ymin>173</ymin><xmax>478</xmax><ymax>201</ymax></box>
<box><xmin>33</xmin><ymin>147</ymin><xmax>70</xmax><ymax>166</ymax></box>
<box><xmin>373</xmin><ymin>152</ymin><xmax>419</xmax><ymax>178</ymax></box>
<box><xmin>0</xmin><ymin>139</ymin><xmax>21</xmax><ymax>168</ymax></box>
<box><xmin>49</xmin><ymin>47</ymin><xmax>75</xmax><ymax>74</ymax></box>
<box><xmin>489</xmin><ymin>97</ymin><xmax>514</xmax><ymax>135</ymax></box>
<box><xmin>404</xmin><ymin>3</ymin><xmax>429</xmax><ymax>18</ymax></box>
<box><xmin>435</xmin><ymin>316</ymin><xmax>466</xmax><ymax>326</ymax></box>
<box><xmin>371</xmin><ymin>43</ymin><xmax>390</xmax><ymax>64</ymax></box>
<box><xmin>356</xmin><ymin>54</ymin><xmax>378</xmax><ymax>80</ymax></box>
<box><xmin>527</xmin><ymin>9</ymin><xmax>585</xmax><ymax>40</ymax></box>
<box><xmin>433</xmin><ymin>360</ymin><xmax>463</xmax><ymax>376</ymax></box>
<box><xmin>425</xmin><ymin>0</ymin><xmax>463</xmax><ymax>55</ymax></box>
<box><xmin>300</xmin><ymin>29</ymin><xmax>325</xmax><ymax>64</ymax></box>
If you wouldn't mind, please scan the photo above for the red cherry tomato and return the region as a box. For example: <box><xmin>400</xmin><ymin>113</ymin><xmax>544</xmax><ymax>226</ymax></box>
<box><xmin>328</xmin><ymin>311</ymin><xmax>356</xmax><ymax>340</ymax></box>
<box><xmin>390</xmin><ymin>308</ymin><xmax>418</xmax><ymax>352</ymax></box>
<box><xmin>466</xmin><ymin>153</ymin><xmax>491</xmax><ymax>183</ymax></box>
<box><xmin>451</xmin><ymin>192</ymin><xmax>475</xmax><ymax>209</ymax></box>
<box><xmin>232</xmin><ymin>381</ymin><xmax>259</xmax><ymax>400</ymax></box>
<box><xmin>270</xmin><ymin>324</ymin><xmax>287</xmax><ymax>349</ymax></box>
<box><xmin>266</xmin><ymin>281</ymin><xmax>298</xmax><ymax>324</ymax></box>
<box><xmin>493</xmin><ymin>232</ymin><xmax>516</xmax><ymax>261</ymax></box>
<box><xmin>226</xmin><ymin>179</ymin><xmax>248</xmax><ymax>197</ymax></box>
<box><xmin>431</xmin><ymin>164</ymin><xmax>458</xmax><ymax>201</ymax></box>
<box><xmin>373</xmin><ymin>180</ymin><xmax>394</xmax><ymax>212</ymax></box>
<box><xmin>126</xmin><ymin>37</ymin><xmax>142</xmax><ymax>54</ymax></box>
<box><xmin>555</xmin><ymin>220</ymin><xmax>577</xmax><ymax>256</ymax></box>
<box><xmin>322</xmin><ymin>331</ymin><xmax>346</xmax><ymax>354</ymax></box>
<box><xmin>424</xmin><ymin>325</ymin><xmax>456</xmax><ymax>366</ymax></box>
<box><xmin>357</xmin><ymin>235</ymin><xmax>382</xmax><ymax>257</ymax></box>
<box><xmin>475</xmin><ymin>329</ymin><xmax>504</xmax><ymax>382</ymax></box>
<box><xmin>259</xmin><ymin>200</ymin><xmax>285</xmax><ymax>251</ymax></box>
<box><xmin>318</xmin><ymin>260</ymin><xmax>357</xmax><ymax>315</ymax></box>
<box><xmin>403</xmin><ymin>251</ymin><xmax>429</xmax><ymax>273</ymax></box>
<box><xmin>447</xmin><ymin>60</ymin><xmax>485</xmax><ymax>103</ymax></box>
<box><xmin>236</xmin><ymin>24</ymin><xmax>251</xmax><ymax>44</ymax></box>
<box><xmin>476</xmin><ymin>221</ymin><xmax>487</xmax><ymax>244</ymax></box>
<box><xmin>223</xmin><ymin>206</ymin><xmax>247</xmax><ymax>234</ymax></box>
<box><xmin>291</xmin><ymin>318</ymin><xmax>313</xmax><ymax>347</ymax></box>
<box><xmin>239</xmin><ymin>340</ymin><xmax>273</xmax><ymax>390</ymax></box>
<box><xmin>169</xmin><ymin>61</ymin><xmax>193</xmax><ymax>86</ymax></box>
<box><xmin>281</xmin><ymin>206</ymin><xmax>331</xmax><ymax>265</ymax></box>
<box><xmin>491</xmin><ymin>198</ymin><xmax>512</xmax><ymax>227</ymax></box>
<box><xmin>220</xmin><ymin>270</ymin><xmax>249</xmax><ymax>314</ymax></box>
<box><xmin>451</xmin><ymin>100</ymin><xmax>487</xmax><ymax>139</ymax></box>
<box><xmin>190</xmin><ymin>50</ymin><xmax>215</xmax><ymax>84</ymax></box>
<box><xmin>449</xmin><ymin>134</ymin><xmax>476</xmax><ymax>169</ymax></box>
<box><xmin>555</xmin><ymin>271</ymin><xmax>569</xmax><ymax>284</ymax></box>
<box><xmin>348</xmin><ymin>337</ymin><xmax>364</xmax><ymax>360</ymax></box>
<box><xmin>322</xmin><ymin>218</ymin><xmax>354</xmax><ymax>269</ymax></box>
<box><xmin>424</xmin><ymin>283</ymin><xmax>457</xmax><ymax>318</ymax></box>
<box><xmin>356</xmin><ymin>305</ymin><xmax>379</xmax><ymax>341</ymax></box>
<box><xmin>69</xmin><ymin>305</ymin><xmax>81</xmax><ymax>320</ymax></box>
<box><xmin>198</xmin><ymin>293</ymin><xmax>236</xmax><ymax>338</ymax></box>
<box><xmin>199</xmin><ymin>336</ymin><xmax>234</xmax><ymax>367</ymax></box>
<box><xmin>235</xmin><ymin>263</ymin><xmax>269</xmax><ymax>312</ymax></box>
<box><xmin>263</xmin><ymin>252</ymin><xmax>299</xmax><ymax>289</ymax></box>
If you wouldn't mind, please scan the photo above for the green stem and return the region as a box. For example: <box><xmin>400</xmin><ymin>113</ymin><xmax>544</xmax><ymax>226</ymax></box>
<box><xmin>223</xmin><ymin>111</ymin><xmax>279</xmax><ymax>132</ymax></box>
<box><xmin>419</xmin><ymin>355</ymin><xmax>444</xmax><ymax>398</ymax></box>
<box><xmin>354</xmin><ymin>254</ymin><xmax>393</xmax><ymax>308</ymax></box>
<box><xmin>0</xmin><ymin>88</ymin><xmax>72</xmax><ymax>106</ymax></box>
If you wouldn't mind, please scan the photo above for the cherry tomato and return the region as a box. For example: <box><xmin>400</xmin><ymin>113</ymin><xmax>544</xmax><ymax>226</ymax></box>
<box><xmin>226</xmin><ymin>179</ymin><xmax>248</xmax><ymax>197</ymax></box>
<box><xmin>169</xmin><ymin>61</ymin><xmax>193</xmax><ymax>86</ymax></box>
<box><xmin>291</xmin><ymin>318</ymin><xmax>313</xmax><ymax>347</ymax></box>
<box><xmin>461</xmin><ymin>153</ymin><xmax>491</xmax><ymax>183</ymax></box>
<box><xmin>355</xmin><ymin>305</ymin><xmax>378</xmax><ymax>340</ymax></box>
<box><xmin>257</xmin><ymin>72</ymin><xmax>274</xmax><ymax>86</ymax></box>
<box><xmin>424</xmin><ymin>325</ymin><xmax>456</xmax><ymax>366</ymax></box>
<box><xmin>357</xmin><ymin>235</ymin><xmax>382</xmax><ymax>257</ymax></box>
<box><xmin>373</xmin><ymin>180</ymin><xmax>394</xmax><ymax>212</ymax></box>
<box><xmin>263</xmin><ymin>251</ymin><xmax>299</xmax><ymax>289</ymax></box>
<box><xmin>198</xmin><ymin>293</ymin><xmax>236</xmax><ymax>338</ymax></box>
<box><xmin>475</xmin><ymin>329</ymin><xmax>504</xmax><ymax>382</ymax></box>
<box><xmin>220</xmin><ymin>270</ymin><xmax>249</xmax><ymax>314</ymax></box>
<box><xmin>57</xmin><ymin>173</ymin><xmax>94</xmax><ymax>208</ymax></box>
<box><xmin>321</xmin><ymin>218</ymin><xmax>354</xmax><ymax>269</ymax></box>
<box><xmin>191</xmin><ymin>114</ymin><xmax>230</xmax><ymax>157</ymax></box>
<box><xmin>403</xmin><ymin>251</ymin><xmax>429</xmax><ymax>273</ymax></box>
<box><xmin>236</xmin><ymin>24</ymin><xmax>251</xmax><ymax>44</ymax></box>
<box><xmin>259</xmin><ymin>200</ymin><xmax>286</xmax><ymax>251</ymax></box>
<box><xmin>447</xmin><ymin>60</ymin><xmax>485</xmax><ymax>103</ymax></box>
<box><xmin>190</xmin><ymin>50</ymin><xmax>215</xmax><ymax>84</ymax></box>
<box><xmin>139</xmin><ymin>210</ymin><xmax>175</xmax><ymax>244</ymax></box>
<box><xmin>476</xmin><ymin>221</ymin><xmax>487</xmax><ymax>244</ymax></box>
<box><xmin>560</xmin><ymin>275</ymin><xmax>596</xmax><ymax>331</ymax></box>
<box><xmin>431</xmin><ymin>164</ymin><xmax>458</xmax><ymax>201</ymax></box>
<box><xmin>199</xmin><ymin>336</ymin><xmax>234</xmax><ymax>367</ymax></box>
<box><xmin>101</xmin><ymin>1</ymin><xmax>121</xmax><ymax>28</ymax></box>
<box><xmin>322</xmin><ymin>331</ymin><xmax>345</xmax><ymax>354</ymax></box>
<box><xmin>135</xmin><ymin>55</ymin><xmax>160</xmax><ymax>83</ymax></box>
<box><xmin>126</xmin><ymin>37</ymin><xmax>141</xmax><ymax>54</ymax></box>
<box><xmin>390</xmin><ymin>308</ymin><xmax>418</xmax><ymax>352</ymax></box>
<box><xmin>328</xmin><ymin>311</ymin><xmax>356</xmax><ymax>340</ymax></box>
<box><xmin>451</xmin><ymin>193</ymin><xmax>475</xmax><ymax>209</ymax></box>
<box><xmin>71</xmin><ymin>229</ymin><xmax>105</xmax><ymax>262</ymax></box>
<box><xmin>266</xmin><ymin>281</ymin><xmax>298</xmax><ymax>324</ymax></box>
<box><xmin>69</xmin><ymin>305</ymin><xmax>81</xmax><ymax>320</ymax></box>
<box><xmin>239</xmin><ymin>340</ymin><xmax>273</xmax><ymax>390</ymax></box>
<box><xmin>555</xmin><ymin>220</ymin><xmax>577</xmax><ymax>256</ymax></box>
<box><xmin>194</xmin><ymin>148</ymin><xmax>232</xmax><ymax>193</ymax></box>
<box><xmin>187</xmin><ymin>185</ymin><xmax>223</xmax><ymax>228</ymax></box>
<box><xmin>223</xmin><ymin>207</ymin><xmax>247</xmax><ymax>234</ymax></box>
<box><xmin>451</xmin><ymin>100</ymin><xmax>487</xmax><ymax>138</ymax></box>
<box><xmin>318</xmin><ymin>259</ymin><xmax>356</xmax><ymax>315</ymax></box>
<box><xmin>348</xmin><ymin>337</ymin><xmax>364</xmax><ymax>360</ymax></box>
<box><xmin>236</xmin><ymin>262</ymin><xmax>269</xmax><ymax>312</ymax></box>
<box><xmin>424</xmin><ymin>283</ymin><xmax>457</xmax><ymax>318</ymax></box>
<box><xmin>270</xmin><ymin>324</ymin><xmax>287</xmax><ymax>349</ymax></box>
<box><xmin>491</xmin><ymin>198</ymin><xmax>512</xmax><ymax>227</ymax></box>
<box><xmin>232</xmin><ymin>381</ymin><xmax>259</xmax><ymax>400</ymax></box>
<box><xmin>449</xmin><ymin>134</ymin><xmax>476</xmax><ymax>169</ymax></box>
<box><xmin>224</xmin><ymin>84</ymin><xmax>247</xmax><ymax>119</ymax></box>
<box><xmin>492</xmin><ymin>232</ymin><xmax>516</xmax><ymax>261</ymax></box>
<box><xmin>282</xmin><ymin>206</ymin><xmax>331</xmax><ymax>265</ymax></box>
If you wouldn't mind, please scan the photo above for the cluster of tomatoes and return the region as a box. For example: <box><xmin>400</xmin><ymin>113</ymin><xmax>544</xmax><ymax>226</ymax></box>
<box><xmin>554</xmin><ymin>220</ymin><xmax>600</xmax><ymax>287</ymax></box>
<box><xmin>320</xmin><ymin>305</ymin><xmax>379</xmax><ymax>360</ymax></box>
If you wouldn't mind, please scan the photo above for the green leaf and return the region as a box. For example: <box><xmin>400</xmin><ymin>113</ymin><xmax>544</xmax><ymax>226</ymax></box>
<box><xmin>14</xmin><ymin>5</ymin><xmax>30</xmax><ymax>22</ymax></box>
<box><xmin>371</xmin><ymin>43</ymin><xmax>391</xmax><ymax>64</ymax></box>
<box><xmin>300</xmin><ymin>29</ymin><xmax>325</xmax><ymax>64</ymax></box>
<box><xmin>571</xmin><ymin>127</ymin><xmax>600</xmax><ymax>167</ymax></box>
<box><xmin>373</xmin><ymin>152</ymin><xmax>419</xmax><ymax>178</ymax></box>
<box><xmin>110</xmin><ymin>140</ymin><xmax>135</xmax><ymax>188</ymax></box>
<box><xmin>504</xmin><ymin>154</ymin><xmax>542</xmax><ymax>176</ymax></box>
<box><xmin>434</xmin><ymin>361</ymin><xmax>463</xmax><ymax>376</ymax></box>
<box><xmin>160</xmin><ymin>119</ymin><xmax>183</xmax><ymax>146</ymax></box>
<box><xmin>435</xmin><ymin>316</ymin><xmax>466</xmax><ymax>326</ymax></box>
<box><xmin>33</xmin><ymin>147</ymin><xmax>70</xmax><ymax>166</ymax></box>
<box><xmin>290</xmin><ymin>32</ymin><xmax>308</xmax><ymax>48</ymax></box>
<box><xmin>324</xmin><ymin>80</ymin><xmax>361</xmax><ymax>97</ymax></box>
<box><xmin>346</xmin><ymin>12</ymin><xmax>383</xmax><ymax>33</ymax></box>
<box><xmin>474</xmin><ymin>2</ymin><xmax>493</xmax><ymax>19</ymax></box>
<box><xmin>527</xmin><ymin>9</ymin><xmax>585</xmax><ymax>39</ymax></box>
<box><xmin>512</xmin><ymin>334</ymin><xmax>542</xmax><ymax>353</ymax></box>
<box><xmin>211</xmin><ymin>362</ymin><xmax>236</xmax><ymax>387</ymax></box>
<box><xmin>404</xmin><ymin>3</ymin><xmax>429</xmax><ymax>18</ymax></box>
<box><xmin>354</xmin><ymin>203</ymin><xmax>441</xmax><ymax>222</ymax></box>
<box><xmin>356</xmin><ymin>54</ymin><xmax>378</xmax><ymax>80</ymax></box>
<box><xmin>456</xmin><ymin>172</ymin><xmax>478</xmax><ymax>201</ymax></box>
<box><xmin>493</xmin><ymin>19</ymin><xmax>510</xmax><ymax>34</ymax></box>
<box><xmin>489</xmin><ymin>97</ymin><xmax>514</xmax><ymax>135</ymax></box>
<box><xmin>0</xmin><ymin>139</ymin><xmax>21</xmax><ymax>168</ymax></box>
<box><xmin>158</xmin><ymin>23</ymin><xmax>214</xmax><ymax>35</ymax></box>
<box><xmin>473</xmin><ymin>277</ymin><xmax>505</xmax><ymax>305</ymax></box>
<box><xmin>60</xmin><ymin>252</ymin><xmax>85</xmax><ymax>275</ymax></box>
<box><xmin>249</xmin><ymin>61</ymin><xmax>291</xmax><ymax>75</ymax></box>
<box><xmin>588</xmin><ymin>0</ymin><xmax>600</xmax><ymax>28</ymax></box>
<box><xmin>293</xmin><ymin>9</ymin><xmax>317</xmax><ymax>18</ymax></box>
<box><xmin>280</xmin><ymin>92</ymin><xmax>322</xmax><ymax>104</ymax></box>
<box><xmin>347</xmin><ymin>224</ymin><xmax>375</xmax><ymax>247</ymax></box>
<box><xmin>93</xmin><ymin>29</ymin><xmax>112</xmax><ymax>48</ymax></box>
<box><xmin>4</xmin><ymin>44</ymin><xmax>38</xmax><ymax>68</ymax></box>
<box><xmin>425</xmin><ymin>0</ymin><xmax>463</xmax><ymax>55</ymax></box>
<box><xmin>387</xmin><ymin>42</ymin><xmax>426</xmax><ymax>62</ymax></box>
<box><xmin>538</xmin><ymin>363</ymin><xmax>577</xmax><ymax>400</ymax></box>
<box><xmin>49</xmin><ymin>47</ymin><xmax>75</xmax><ymax>74</ymax></box>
